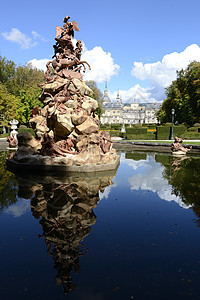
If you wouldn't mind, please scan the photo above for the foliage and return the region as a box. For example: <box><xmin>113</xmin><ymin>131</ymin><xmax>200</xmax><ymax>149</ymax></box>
<box><xmin>0</xmin><ymin>83</ymin><xmax>22</xmax><ymax>126</ymax></box>
<box><xmin>18</xmin><ymin>127</ymin><xmax>35</xmax><ymax>137</ymax></box>
<box><xmin>0</xmin><ymin>152</ymin><xmax>18</xmax><ymax>211</ymax></box>
<box><xmin>0</xmin><ymin>55</ymin><xmax>44</xmax><ymax>125</ymax></box>
<box><xmin>126</xmin><ymin>127</ymin><xmax>147</xmax><ymax>135</ymax></box>
<box><xmin>125</xmin><ymin>152</ymin><xmax>147</xmax><ymax>160</ymax></box>
<box><xmin>184</xmin><ymin>132</ymin><xmax>200</xmax><ymax>139</ymax></box>
<box><xmin>85</xmin><ymin>80</ymin><xmax>103</xmax><ymax>102</ymax></box>
<box><xmin>161</xmin><ymin>156</ymin><xmax>200</xmax><ymax>224</ymax></box>
<box><xmin>158</xmin><ymin>61</ymin><xmax>200</xmax><ymax>125</ymax></box>
<box><xmin>173</xmin><ymin>125</ymin><xmax>187</xmax><ymax>138</ymax></box>
<box><xmin>156</xmin><ymin>125</ymin><xmax>171</xmax><ymax>140</ymax></box>
<box><xmin>85</xmin><ymin>80</ymin><xmax>103</xmax><ymax>118</ymax></box>
<box><xmin>0</xmin><ymin>56</ymin><xmax>16</xmax><ymax>90</ymax></box>
<box><xmin>125</xmin><ymin>133</ymin><xmax>156</xmax><ymax>140</ymax></box>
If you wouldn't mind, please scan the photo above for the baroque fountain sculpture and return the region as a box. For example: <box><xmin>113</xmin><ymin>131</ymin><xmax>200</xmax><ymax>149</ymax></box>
<box><xmin>8</xmin><ymin>15</ymin><xmax>119</xmax><ymax>172</ymax></box>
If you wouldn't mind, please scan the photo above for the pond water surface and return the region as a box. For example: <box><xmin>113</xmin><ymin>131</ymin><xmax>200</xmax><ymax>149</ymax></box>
<box><xmin>0</xmin><ymin>151</ymin><xmax>200</xmax><ymax>299</ymax></box>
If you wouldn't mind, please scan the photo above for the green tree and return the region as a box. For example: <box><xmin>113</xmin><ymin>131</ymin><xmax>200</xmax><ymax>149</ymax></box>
<box><xmin>0</xmin><ymin>56</ymin><xmax>44</xmax><ymax>125</ymax></box>
<box><xmin>0</xmin><ymin>55</ymin><xmax>16</xmax><ymax>91</ymax></box>
<box><xmin>0</xmin><ymin>152</ymin><xmax>18</xmax><ymax>211</ymax></box>
<box><xmin>85</xmin><ymin>80</ymin><xmax>103</xmax><ymax>118</ymax></box>
<box><xmin>158</xmin><ymin>61</ymin><xmax>200</xmax><ymax>125</ymax></box>
<box><xmin>0</xmin><ymin>83</ymin><xmax>23</xmax><ymax>127</ymax></box>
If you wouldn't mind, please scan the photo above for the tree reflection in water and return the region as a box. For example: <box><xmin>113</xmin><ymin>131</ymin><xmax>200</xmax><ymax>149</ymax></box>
<box><xmin>15</xmin><ymin>171</ymin><xmax>117</xmax><ymax>294</ymax></box>
<box><xmin>0</xmin><ymin>151</ymin><xmax>18</xmax><ymax>211</ymax></box>
<box><xmin>156</xmin><ymin>153</ymin><xmax>200</xmax><ymax>224</ymax></box>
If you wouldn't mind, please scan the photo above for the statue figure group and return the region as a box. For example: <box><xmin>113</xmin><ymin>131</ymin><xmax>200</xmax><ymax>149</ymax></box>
<box><xmin>45</xmin><ymin>15</ymin><xmax>91</xmax><ymax>83</ymax></box>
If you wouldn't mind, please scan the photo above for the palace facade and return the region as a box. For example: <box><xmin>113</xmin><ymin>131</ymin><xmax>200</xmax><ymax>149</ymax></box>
<box><xmin>100</xmin><ymin>83</ymin><xmax>160</xmax><ymax>125</ymax></box>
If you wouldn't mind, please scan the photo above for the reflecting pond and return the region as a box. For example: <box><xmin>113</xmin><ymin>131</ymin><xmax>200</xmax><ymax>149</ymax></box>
<box><xmin>1</xmin><ymin>150</ymin><xmax>200</xmax><ymax>299</ymax></box>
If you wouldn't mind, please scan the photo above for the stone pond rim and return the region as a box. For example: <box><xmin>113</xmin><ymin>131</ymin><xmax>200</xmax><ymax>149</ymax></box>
<box><xmin>6</xmin><ymin>156</ymin><xmax>120</xmax><ymax>175</ymax></box>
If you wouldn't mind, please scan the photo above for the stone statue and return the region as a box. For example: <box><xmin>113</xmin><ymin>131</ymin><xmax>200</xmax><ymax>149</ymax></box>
<box><xmin>171</xmin><ymin>136</ymin><xmax>192</xmax><ymax>155</ymax></box>
<box><xmin>7</xmin><ymin>133</ymin><xmax>18</xmax><ymax>148</ymax></box>
<box><xmin>9</xmin><ymin>14</ymin><xmax>119</xmax><ymax>172</ymax></box>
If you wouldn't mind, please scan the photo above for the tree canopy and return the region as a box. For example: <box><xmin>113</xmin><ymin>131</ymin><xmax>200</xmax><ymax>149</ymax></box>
<box><xmin>158</xmin><ymin>61</ymin><xmax>200</xmax><ymax>125</ymax></box>
<box><xmin>0</xmin><ymin>55</ymin><xmax>44</xmax><ymax>126</ymax></box>
<box><xmin>85</xmin><ymin>80</ymin><xmax>103</xmax><ymax>118</ymax></box>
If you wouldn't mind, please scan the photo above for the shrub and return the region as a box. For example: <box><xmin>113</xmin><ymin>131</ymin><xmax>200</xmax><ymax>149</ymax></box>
<box><xmin>173</xmin><ymin>125</ymin><xmax>187</xmax><ymax>138</ymax></box>
<box><xmin>193</xmin><ymin>123</ymin><xmax>200</xmax><ymax>127</ymax></box>
<box><xmin>108</xmin><ymin>130</ymin><xmax>121</xmax><ymax>137</ymax></box>
<box><xmin>126</xmin><ymin>133</ymin><xmax>155</xmax><ymax>140</ymax></box>
<box><xmin>187</xmin><ymin>127</ymin><xmax>198</xmax><ymax>132</ymax></box>
<box><xmin>18</xmin><ymin>128</ymin><xmax>35</xmax><ymax>137</ymax></box>
<box><xmin>0</xmin><ymin>133</ymin><xmax>9</xmax><ymax>138</ymax></box>
<box><xmin>184</xmin><ymin>132</ymin><xmax>200</xmax><ymax>139</ymax></box>
<box><xmin>110</xmin><ymin>124</ymin><xmax>122</xmax><ymax>130</ymax></box>
<box><xmin>125</xmin><ymin>152</ymin><xmax>147</xmax><ymax>161</ymax></box>
<box><xmin>126</xmin><ymin>127</ymin><xmax>147</xmax><ymax>135</ymax></box>
<box><xmin>155</xmin><ymin>154</ymin><xmax>171</xmax><ymax>166</ymax></box>
<box><xmin>156</xmin><ymin>126</ymin><xmax>171</xmax><ymax>140</ymax></box>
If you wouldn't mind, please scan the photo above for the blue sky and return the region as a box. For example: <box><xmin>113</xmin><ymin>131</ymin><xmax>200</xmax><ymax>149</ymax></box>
<box><xmin>1</xmin><ymin>0</ymin><xmax>200</xmax><ymax>103</ymax></box>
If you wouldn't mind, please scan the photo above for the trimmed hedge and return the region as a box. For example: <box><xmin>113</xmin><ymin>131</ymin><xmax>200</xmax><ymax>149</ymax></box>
<box><xmin>18</xmin><ymin>128</ymin><xmax>35</xmax><ymax>137</ymax></box>
<box><xmin>108</xmin><ymin>130</ymin><xmax>121</xmax><ymax>137</ymax></box>
<box><xmin>155</xmin><ymin>154</ymin><xmax>171</xmax><ymax>166</ymax></box>
<box><xmin>100</xmin><ymin>125</ymin><xmax>111</xmax><ymax>130</ymax></box>
<box><xmin>125</xmin><ymin>152</ymin><xmax>147</xmax><ymax>161</ymax></box>
<box><xmin>173</xmin><ymin>125</ymin><xmax>187</xmax><ymax>138</ymax></box>
<box><xmin>0</xmin><ymin>133</ymin><xmax>9</xmax><ymax>138</ymax></box>
<box><xmin>156</xmin><ymin>126</ymin><xmax>171</xmax><ymax>140</ymax></box>
<box><xmin>125</xmin><ymin>133</ymin><xmax>156</xmax><ymax>140</ymax></box>
<box><xmin>126</xmin><ymin>127</ymin><xmax>147</xmax><ymax>135</ymax></box>
<box><xmin>187</xmin><ymin>127</ymin><xmax>199</xmax><ymax>132</ymax></box>
<box><xmin>110</xmin><ymin>124</ymin><xmax>122</xmax><ymax>130</ymax></box>
<box><xmin>184</xmin><ymin>132</ymin><xmax>200</xmax><ymax>139</ymax></box>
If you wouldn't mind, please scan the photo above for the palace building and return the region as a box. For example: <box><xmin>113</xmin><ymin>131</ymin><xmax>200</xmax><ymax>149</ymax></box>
<box><xmin>100</xmin><ymin>83</ymin><xmax>160</xmax><ymax>125</ymax></box>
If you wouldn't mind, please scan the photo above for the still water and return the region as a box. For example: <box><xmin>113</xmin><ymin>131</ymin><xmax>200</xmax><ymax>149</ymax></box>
<box><xmin>0</xmin><ymin>151</ymin><xmax>200</xmax><ymax>299</ymax></box>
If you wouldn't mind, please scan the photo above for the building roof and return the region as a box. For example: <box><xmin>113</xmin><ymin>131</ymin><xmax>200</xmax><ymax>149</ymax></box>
<box><xmin>102</xmin><ymin>102</ymin><xmax>122</xmax><ymax>109</ymax></box>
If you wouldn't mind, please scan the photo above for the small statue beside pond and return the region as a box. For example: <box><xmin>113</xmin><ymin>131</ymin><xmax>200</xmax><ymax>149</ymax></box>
<box><xmin>7</xmin><ymin>133</ymin><xmax>18</xmax><ymax>149</ymax></box>
<box><xmin>171</xmin><ymin>136</ymin><xmax>192</xmax><ymax>155</ymax></box>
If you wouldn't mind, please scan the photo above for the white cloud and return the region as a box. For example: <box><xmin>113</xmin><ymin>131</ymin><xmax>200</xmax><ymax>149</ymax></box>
<box><xmin>99</xmin><ymin>180</ymin><xmax>117</xmax><ymax>200</ymax></box>
<box><xmin>5</xmin><ymin>199</ymin><xmax>30</xmax><ymax>217</ymax></box>
<box><xmin>120</xmin><ymin>153</ymin><xmax>189</xmax><ymax>209</ymax></box>
<box><xmin>32</xmin><ymin>30</ymin><xmax>41</xmax><ymax>40</ymax></box>
<box><xmin>131</xmin><ymin>44</ymin><xmax>200</xmax><ymax>89</ymax></box>
<box><xmin>82</xmin><ymin>46</ymin><xmax>120</xmax><ymax>83</ymax></box>
<box><xmin>28</xmin><ymin>58</ymin><xmax>49</xmax><ymax>71</ymax></box>
<box><xmin>27</xmin><ymin>43</ymin><xmax>120</xmax><ymax>82</ymax></box>
<box><xmin>1</xmin><ymin>28</ymin><xmax>47</xmax><ymax>49</ymax></box>
<box><xmin>1</xmin><ymin>28</ymin><xmax>37</xmax><ymax>49</ymax></box>
<box><xmin>109</xmin><ymin>84</ymin><xmax>155</xmax><ymax>103</ymax></box>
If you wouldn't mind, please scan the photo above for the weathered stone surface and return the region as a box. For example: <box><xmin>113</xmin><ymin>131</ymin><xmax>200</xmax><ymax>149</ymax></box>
<box><xmin>76</xmin><ymin>136</ymin><xmax>88</xmax><ymax>152</ymax></box>
<box><xmin>71</xmin><ymin>78</ymin><xmax>93</xmax><ymax>96</ymax></box>
<box><xmin>76</xmin><ymin>116</ymin><xmax>99</xmax><ymax>135</ymax></box>
<box><xmin>82</xmin><ymin>96</ymin><xmax>98</xmax><ymax>115</ymax></box>
<box><xmin>71</xmin><ymin>108</ymin><xmax>88</xmax><ymax>125</ymax></box>
<box><xmin>65</xmin><ymin>98</ymin><xmax>78</xmax><ymax>109</ymax></box>
<box><xmin>55</xmin><ymin>110</ymin><xmax>74</xmax><ymax>133</ymax></box>
<box><xmin>43</xmin><ymin>78</ymin><xmax>68</xmax><ymax>93</ymax></box>
<box><xmin>89</xmin><ymin>133</ymin><xmax>100</xmax><ymax>144</ymax></box>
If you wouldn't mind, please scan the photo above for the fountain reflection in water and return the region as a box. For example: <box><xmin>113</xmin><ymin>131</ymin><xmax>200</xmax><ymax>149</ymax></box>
<box><xmin>15</xmin><ymin>169</ymin><xmax>118</xmax><ymax>294</ymax></box>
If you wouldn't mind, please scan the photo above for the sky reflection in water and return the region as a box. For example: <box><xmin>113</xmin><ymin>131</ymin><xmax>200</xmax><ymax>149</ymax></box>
<box><xmin>0</xmin><ymin>151</ymin><xmax>200</xmax><ymax>299</ymax></box>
